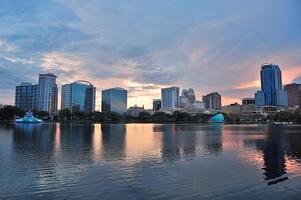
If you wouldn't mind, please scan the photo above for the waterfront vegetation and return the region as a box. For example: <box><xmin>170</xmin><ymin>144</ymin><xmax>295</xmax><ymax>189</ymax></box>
<box><xmin>1</xmin><ymin>106</ymin><xmax>301</xmax><ymax>124</ymax></box>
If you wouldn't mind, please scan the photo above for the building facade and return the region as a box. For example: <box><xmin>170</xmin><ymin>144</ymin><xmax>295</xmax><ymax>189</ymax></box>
<box><xmin>61</xmin><ymin>80</ymin><xmax>95</xmax><ymax>113</ymax></box>
<box><xmin>153</xmin><ymin>99</ymin><xmax>161</xmax><ymax>111</ymax></box>
<box><xmin>202</xmin><ymin>92</ymin><xmax>221</xmax><ymax>110</ymax></box>
<box><xmin>242</xmin><ymin>98</ymin><xmax>256</xmax><ymax>114</ymax></box>
<box><xmin>255</xmin><ymin>64</ymin><xmax>288</xmax><ymax>106</ymax></box>
<box><xmin>161</xmin><ymin>87</ymin><xmax>179</xmax><ymax>109</ymax></box>
<box><xmin>102</xmin><ymin>87</ymin><xmax>127</xmax><ymax>114</ymax></box>
<box><xmin>127</xmin><ymin>105</ymin><xmax>145</xmax><ymax>117</ymax></box>
<box><xmin>15</xmin><ymin>82</ymin><xmax>38</xmax><ymax>111</ymax></box>
<box><xmin>284</xmin><ymin>83</ymin><xmax>301</xmax><ymax>107</ymax></box>
<box><xmin>38</xmin><ymin>73</ymin><xmax>58</xmax><ymax>117</ymax></box>
<box><xmin>221</xmin><ymin>103</ymin><xmax>242</xmax><ymax>115</ymax></box>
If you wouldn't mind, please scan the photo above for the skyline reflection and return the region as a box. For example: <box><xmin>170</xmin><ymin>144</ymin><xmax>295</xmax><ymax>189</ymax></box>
<box><xmin>1</xmin><ymin>123</ymin><xmax>301</xmax><ymax>199</ymax></box>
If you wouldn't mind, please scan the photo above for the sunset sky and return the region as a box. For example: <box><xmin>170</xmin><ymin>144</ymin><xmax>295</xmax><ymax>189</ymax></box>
<box><xmin>1</xmin><ymin>0</ymin><xmax>301</xmax><ymax>109</ymax></box>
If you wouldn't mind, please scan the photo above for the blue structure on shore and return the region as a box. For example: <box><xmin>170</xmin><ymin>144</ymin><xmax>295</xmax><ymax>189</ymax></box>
<box><xmin>209</xmin><ymin>114</ymin><xmax>224</xmax><ymax>123</ymax></box>
<box><xmin>15</xmin><ymin>112</ymin><xmax>42</xmax><ymax>123</ymax></box>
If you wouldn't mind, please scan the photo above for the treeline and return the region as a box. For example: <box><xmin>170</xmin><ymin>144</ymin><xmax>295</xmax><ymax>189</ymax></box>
<box><xmin>0</xmin><ymin>106</ymin><xmax>50</xmax><ymax>121</ymax></box>
<box><xmin>59</xmin><ymin>109</ymin><xmax>212</xmax><ymax>123</ymax></box>
<box><xmin>1</xmin><ymin>106</ymin><xmax>301</xmax><ymax>124</ymax></box>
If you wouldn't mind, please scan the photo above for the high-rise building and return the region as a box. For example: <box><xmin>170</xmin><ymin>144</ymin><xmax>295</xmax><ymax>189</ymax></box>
<box><xmin>61</xmin><ymin>80</ymin><xmax>96</xmax><ymax>113</ymax></box>
<box><xmin>38</xmin><ymin>73</ymin><xmax>58</xmax><ymax>117</ymax></box>
<box><xmin>255</xmin><ymin>64</ymin><xmax>288</xmax><ymax>106</ymax></box>
<box><xmin>161</xmin><ymin>87</ymin><xmax>179</xmax><ymax>109</ymax></box>
<box><xmin>202</xmin><ymin>92</ymin><xmax>221</xmax><ymax>110</ymax></box>
<box><xmin>102</xmin><ymin>87</ymin><xmax>127</xmax><ymax>114</ymax></box>
<box><xmin>15</xmin><ymin>82</ymin><xmax>38</xmax><ymax>111</ymax></box>
<box><xmin>284</xmin><ymin>83</ymin><xmax>301</xmax><ymax>107</ymax></box>
<box><xmin>153</xmin><ymin>99</ymin><xmax>161</xmax><ymax>111</ymax></box>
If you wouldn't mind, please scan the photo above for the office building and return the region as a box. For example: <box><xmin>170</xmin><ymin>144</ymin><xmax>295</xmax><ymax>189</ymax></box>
<box><xmin>102</xmin><ymin>87</ymin><xmax>127</xmax><ymax>114</ymax></box>
<box><xmin>127</xmin><ymin>105</ymin><xmax>145</xmax><ymax>117</ymax></box>
<box><xmin>203</xmin><ymin>92</ymin><xmax>221</xmax><ymax>110</ymax></box>
<box><xmin>255</xmin><ymin>64</ymin><xmax>288</xmax><ymax>106</ymax></box>
<box><xmin>221</xmin><ymin>103</ymin><xmax>242</xmax><ymax>115</ymax></box>
<box><xmin>15</xmin><ymin>82</ymin><xmax>38</xmax><ymax>111</ymax></box>
<box><xmin>38</xmin><ymin>73</ymin><xmax>58</xmax><ymax>117</ymax></box>
<box><xmin>284</xmin><ymin>83</ymin><xmax>301</xmax><ymax>107</ymax></box>
<box><xmin>161</xmin><ymin>87</ymin><xmax>179</xmax><ymax>109</ymax></box>
<box><xmin>153</xmin><ymin>99</ymin><xmax>161</xmax><ymax>111</ymax></box>
<box><xmin>61</xmin><ymin>80</ymin><xmax>96</xmax><ymax>113</ymax></box>
<box><xmin>242</xmin><ymin>98</ymin><xmax>256</xmax><ymax>114</ymax></box>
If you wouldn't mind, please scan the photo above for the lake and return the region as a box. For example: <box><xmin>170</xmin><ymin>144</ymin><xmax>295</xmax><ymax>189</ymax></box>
<box><xmin>0</xmin><ymin>123</ymin><xmax>301</xmax><ymax>199</ymax></box>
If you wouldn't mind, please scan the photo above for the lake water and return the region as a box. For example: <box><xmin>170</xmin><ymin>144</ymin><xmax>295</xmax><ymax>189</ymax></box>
<box><xmin>0</xmin><ymin>123</ymin><xmax>301</xmax><ymax>200</ymax></box>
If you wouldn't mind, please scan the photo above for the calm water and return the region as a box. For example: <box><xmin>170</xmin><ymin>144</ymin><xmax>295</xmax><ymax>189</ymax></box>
<box><xmin>1</xmin><ymin>123</ymin><xmax>301</xmax><ymax>200</ymax></box>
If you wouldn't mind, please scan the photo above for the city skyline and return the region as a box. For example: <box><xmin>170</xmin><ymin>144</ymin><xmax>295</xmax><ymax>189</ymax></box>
<box><xmin>1</xmin><ymin>1</ymin><xmax>301</xmax><ymax>108</ymax></box>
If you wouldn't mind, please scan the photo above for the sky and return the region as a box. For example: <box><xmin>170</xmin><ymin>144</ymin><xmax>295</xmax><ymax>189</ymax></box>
<box><xmin>1</xmin><ymin>0</ymin><xmax>301</xmax><ymax>109</ymax></box>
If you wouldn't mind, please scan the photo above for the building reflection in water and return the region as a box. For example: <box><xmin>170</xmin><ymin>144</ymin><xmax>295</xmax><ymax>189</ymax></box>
<box><xmin>7</xmin><ymin>123</ymin><xmax>301</xmax><ymax>190</ymax></box>
<box><xmin>156</xmin><ymin>124</ymin><xmax>223</xmax><ymax>161</ymax></box>
<box><xmin>101</xmin><ymin>124</ymin><xmax>126</xmax><ymax>161</ymax></box>
<box><xmin>124</xmin><ymin>124</ymin><xmax>162</xmax><ymax>163</ymax></box>
<box><xmin>252</xmin><ymin>125</ymin><xmax>301</xmax><ymax>184</ymax></box>
<box><xmin>202</xmin><ymin>124</ymin><xmax>223</xmax><ymax>154</ymax></box>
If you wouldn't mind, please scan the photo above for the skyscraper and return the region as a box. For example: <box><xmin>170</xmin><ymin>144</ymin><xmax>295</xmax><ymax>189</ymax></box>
<box><xmin>38</xmin><ymin>73</ymin><xmax>58</xmax><ymax>117</ymax></box>
<box><xmin>161</xmin><ymin>87</ymin><xmax>179</xmax><ymax>109</ymax></box>
<box><xmin>284</xmin><ymin>83</ymin><xmax>301</xmax><ymax>107</ymax></box>
<box><xmin>153</xmin><ymin>99</ymin><xmax>161</xmax><ymax>111</ymax></box>
<box><xmin>15</xmin><ymin>82</ymin><xmax>38</xmax><ymax>111</ymax></box>
<box><xmin>255</xmin><ymin>64</ymin><xmax>288</xmax><ymax>106</ymax></box>
<box><xmin>102</xmin><ymin>87</ymin><xmax>127</xmax><ymax>114</ymax></box>
<box><xmin>61</xmin><ymin>80</ymin><xmax>96</xmax><ymax>113</ymax></box>
<box><xmin>202</xmin><ymin>92</ymin><xmax>221</xmax><ymax>110</ymax></box>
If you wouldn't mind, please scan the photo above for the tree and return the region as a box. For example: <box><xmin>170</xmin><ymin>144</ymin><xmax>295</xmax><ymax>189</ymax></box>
<box><xmin>139</xmin><ymin>111</ymin><xmax>152</xmax><ymax>122</ymax></box>
<box><xmin>152</xmin><ymin>112</ymin><xmax>171</xmax><ymax>122</ymax></box>
<box><xmin>59</xmin><ymin>108</ymin><xmax>72</xmax><ymax>120</ymax></box>
<box><xmin>92</xmin><ymin>111</ymin><xmax>108</xmax><ymax>122</ymax></box>
<box><xmin>172</xmin><ymin>111</ymin><xmax>191</xmax><ymax>122</ymax></box>
<box><xmin>109</xmin><ymin>112</ymin><xmax>123</xmax><ymax>122</ymax></box>
<box><xmin>0</xmin><ymin>106</ymin><xmax>25</xmax><ymax>121</ymax></box>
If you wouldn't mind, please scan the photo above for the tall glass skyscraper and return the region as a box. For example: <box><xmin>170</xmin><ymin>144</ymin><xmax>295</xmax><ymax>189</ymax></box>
<box><xmin>102</xmin><ymin>87</ymin><xmax>127</xmax><ymax>114</ymax></box>
<box><xmin>38</xmin><ymin>73</ymin><xmax>58</xmax><ymax>117</ymax></box>
<box><xmin>15</xmin><ymin>82</ymin><xmax>38</xmax><ymax>111</ymax></box>
<box><xmin>255</xmin><ymin>64</ymin><xmax>288</xmax><ymax>106</ymax></box>
<box><xmin>61</xmin><ymin>80</ymin><xmax>96</xmax><ymax>113</ymax></box>
<box><xmin>161</xmin><ymin>87</ymin><xmax>179</xmax><ymax>109</ymax></box>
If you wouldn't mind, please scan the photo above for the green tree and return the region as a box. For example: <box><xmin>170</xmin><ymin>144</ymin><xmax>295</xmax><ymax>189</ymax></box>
<box><xmin>109</xmin><ymin>112</ymin><xmax>123</xmax><ymax>122</ymax></box>
<box><xmin>139</xmin><ymin>111</ymin><xmax>152</xmax><ymax>122</ymax></box>
<box><xmin>152</xmin><ymin>112</ymin><xmax>171</xmax><ymax>122</ymax></box>
<box><xmin>92</xmin><ymin>111</ymin><xmax>108</xmax><ymax>122</ymax></box>
<box><xmin>0</xmin><ymin>106</ymin><xmax>25</xmax><ymax>121</ymax></box>
<box><xmin>172</xmin><ymin>111</ymin><xmax>191</xmax><ymax>122</ymax></box>
<box><xmin>59</xmin><ymin>108</ymin><xmax>72</xmax><ymax>120</ymax></box>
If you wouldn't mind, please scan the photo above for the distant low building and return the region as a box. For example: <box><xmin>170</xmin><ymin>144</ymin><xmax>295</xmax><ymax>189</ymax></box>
<box><xmin>242</xmin><ymin>98</ymin><xmax>256</xmax><ymax>114</ymax></box>
<box><xmin>221</xmin><ymin>103</ymin><xmax>242</xmax><ymax>115</ymax></box>
<box><xmin>284</xmin><ymin>83</ymin><xmax>301</xmax><ymax>108</ymax></box>
<box><xmin>153</xmin><ymin>99</ymin><xmax>161</xmax><ymax>111</ymax></box>
<box><xmin>127</xmin><ymin>105</ymin><xmax>145</xmax><ymax>117</ymax></box>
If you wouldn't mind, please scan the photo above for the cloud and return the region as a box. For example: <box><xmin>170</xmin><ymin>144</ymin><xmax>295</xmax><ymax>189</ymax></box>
<box><xmin>0</xmin><ymin>0</ymin><xmax>301</xmax><ymax>107</ymax></box>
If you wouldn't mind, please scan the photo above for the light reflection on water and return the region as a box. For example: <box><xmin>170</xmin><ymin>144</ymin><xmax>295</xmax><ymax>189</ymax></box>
<box><xmin>0</xmin><ymin>123</ymin><xmax>301</xmax><ymax>199</ymax></box>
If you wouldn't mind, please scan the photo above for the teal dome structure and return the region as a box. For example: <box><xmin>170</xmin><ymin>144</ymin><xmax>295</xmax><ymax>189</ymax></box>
<box><xmin>15</xmin><ymin>112</ymin><xmax>42</xmax><ymax>123</ymax></box>
<box><xmin>209</xmin><ymin>114</ymin><xmax>224</xmax><ymax>123</ymax></box>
